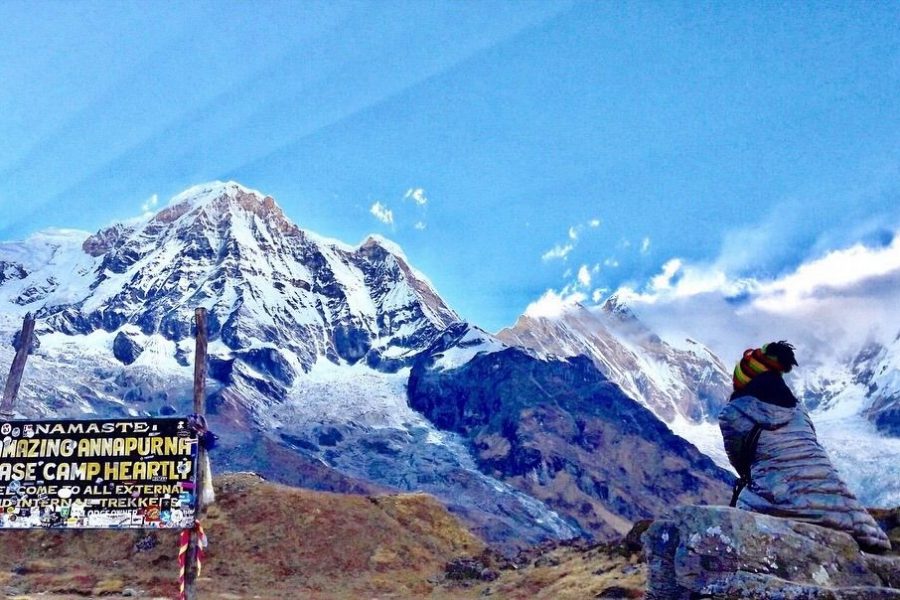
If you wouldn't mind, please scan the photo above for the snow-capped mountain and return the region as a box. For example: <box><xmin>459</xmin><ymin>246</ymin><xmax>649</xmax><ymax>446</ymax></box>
<box><xmin>0</xmin><ymin>182</ymin><xmax>580</xmax><ymax>549</ymax></box>
<box><xmin>861</xmin><ymin>335</ymin><xmax>900</xmax><ymax>436</ymax></box>
<box><xmin>496</xmin><ymin>294</ymin><xmax>732</xmax><ymax>464</ymax></box>
<box><xmin>20</xmin><ymin>182</ymin><xmax>455</xmax><ymax>374</ymax></box>
<box><xmin>495</xmin><ymin>293</ymin><xmax>900</xmax><ymax>509</ymax></box>
<box><xmin>792</xmin><ymin>333</ymin><xmax>900</xmax><ymax>438</ymax></box>
<box><xmin>498</xmin><ymin>295</ymin><xmax>730</xmax><ymax>425</ymax></box>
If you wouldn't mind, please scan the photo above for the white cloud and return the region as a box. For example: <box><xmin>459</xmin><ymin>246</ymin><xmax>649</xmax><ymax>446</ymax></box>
<box><xmin>577</xmin><ymin>264</ymin><xmax>591</xmax><ymax>287</ymax></box>
<box><xmin>628</xmin><ymin>235</ymin><xmax>900</xmax><ymax>310</ymax></box>
<box><xmin>641</xmin><ymin>237</ymin><xmax>651</xmax><ymax>254</ymax></box>
<box><xmin>141</xmin><ymin>194</ymin><xmax>159</xmax><ymax>213</ymax></box>
<box><xmin>414</xmin><ymin>221</ymin><xmax>427</xmax><ymax>230</ymax></box>
<box><xmin>524</xmin><ymin>289</ymin><xmax>586</xmax><ymax>319</ymax></box>
<box><xmin>604</xmin><ymin>258</ymin><xmax>620</xmax><ymax>268</ymax></box>
<box><xmin>542</xmin><ymin>243</ymin><xmax>574</xmax><ymax>261</ymax></box>
<box><xmin>614</xmin><ymin>231</ymin><xmax>900</xmax><ymax>364</ymax></box>
<box><xmin>592</xmin><ymin>289</ymin><xmax>605</xmax><ymax>303</ymax></box>
<box><xmin>754</xmin><ymin>239</ymin><xmax>900</xmax><ymax>312</ymax></box>
<box><xmin>649</xmin><ymin>259</ymin><xmax>683</xmax><ymax>293</ymax></box>
<box><xmin>404</xmin><ymin>188</ymin><xmax>428</xmax><ymax>206</ymax></box>
<box><xmin>543</xmin><ymin>220</ymin><xmax>601</xmax><ymax>264</ymax></box>
<box><xmin>370</xmin><ymin>201</ymin><xmax>394</xmax><ymax>225</ymax></box>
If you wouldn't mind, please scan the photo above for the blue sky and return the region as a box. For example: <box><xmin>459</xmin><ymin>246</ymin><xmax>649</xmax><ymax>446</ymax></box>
<box><xmin>1</xmin><ymin>1</ymin><xmax>899</xmax><ymax>332</ymax></box>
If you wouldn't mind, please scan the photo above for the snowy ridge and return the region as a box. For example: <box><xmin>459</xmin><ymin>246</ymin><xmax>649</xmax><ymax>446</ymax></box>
<box><xmin>497</xmin><ymin>300</ymin><xmax>731</xmax><ymax>426</ymax></box>
<box><xmin>431</xmin><ymin>325</ymin><xmax>506</xmax><ymax>371</ymax></box>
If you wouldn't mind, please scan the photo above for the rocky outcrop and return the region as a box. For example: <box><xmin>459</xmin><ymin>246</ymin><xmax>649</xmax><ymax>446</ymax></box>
<box><xmin>112</xmin><ymin>331</ymin><xmax>144</xmax><ymax>365</ymax></box>
<box><xmin>643</xmin><ymin>505</ymin><xmax>900</xmax><ymax>599</ymax></box>
<box><xmin>409</xmin><ymin>325</ymin><xmax>733</xmax><ymax>540</ymax></box>
<box><xmin>11</xmin><ymin>327</ymin><xmax>39</xmax><ymax>353</ymax></box>
<box><xmin>0</xmin><ymin>261</ymin><xmax>27</xmax><ymax>285</ymax></box>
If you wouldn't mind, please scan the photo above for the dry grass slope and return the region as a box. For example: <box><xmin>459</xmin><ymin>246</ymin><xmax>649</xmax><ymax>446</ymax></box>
<box><xmin>0</xmin><ymin>473</ymin><xmax>646</xmax><ymax>599</ymax></box>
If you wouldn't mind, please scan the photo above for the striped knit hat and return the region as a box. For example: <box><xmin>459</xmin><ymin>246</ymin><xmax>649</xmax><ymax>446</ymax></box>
<box><xmin>733</xmin><ymin>341</ymin><xmax>798</xmax><ymax>391</ymax></box>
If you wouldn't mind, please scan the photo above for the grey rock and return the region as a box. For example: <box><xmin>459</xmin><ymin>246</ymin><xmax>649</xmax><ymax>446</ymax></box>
<box><xmin>113</xmin><ymin>331</ymin><xmax>144</xmax><ymax>365</ymax></box>
<box><xmin>643</xmin><ymin>505</ymin><xmax>900</xmax><ymax>600</ymax></box>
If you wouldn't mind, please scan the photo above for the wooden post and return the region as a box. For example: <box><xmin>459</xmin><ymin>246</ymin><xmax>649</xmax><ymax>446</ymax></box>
<box><xmin>1</xmin><ymin>313</ymin><xmax>36</xmax><ymax>417</ymax></box>
<box><xmin>185</xmin><ymin>307</ymin><xmax>208</xmax><ymax>599</ymax></box>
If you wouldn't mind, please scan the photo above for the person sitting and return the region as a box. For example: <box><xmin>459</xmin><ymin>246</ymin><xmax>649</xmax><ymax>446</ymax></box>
<box><xmin>719</xmin><ymin>341</ymin><xmax>891</xmax><ymax>553</ymax></box>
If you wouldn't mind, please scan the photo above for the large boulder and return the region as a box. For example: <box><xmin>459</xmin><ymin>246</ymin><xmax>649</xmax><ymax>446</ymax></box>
<box><xmin>643</xmin><ymin>505</ymin><xmax>900</xmax><ymax>599</ymax></box>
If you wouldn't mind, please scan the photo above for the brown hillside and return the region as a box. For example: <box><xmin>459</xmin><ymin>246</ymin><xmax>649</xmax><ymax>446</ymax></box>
<box><xmin>0</xmin><ymin>473</ymin><xmax>646</xmax><ymax>599</ymax></box>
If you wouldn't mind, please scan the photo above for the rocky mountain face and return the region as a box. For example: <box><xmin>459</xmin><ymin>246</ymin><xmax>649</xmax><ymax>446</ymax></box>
<box><xmin>497</xmin><ymin>297</ymin><xmax>730</xmax><ymax>426</ymax></box>
<box><xmin>409</xmin><ymin>323</ymin><xmax>733</xmax><ymax>540</ymax></box>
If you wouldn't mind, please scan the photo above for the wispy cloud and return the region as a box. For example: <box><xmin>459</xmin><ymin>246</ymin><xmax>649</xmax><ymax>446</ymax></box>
<box><xmin>543</xmin><ymin>218</ymin><xmax>602</xmax><ymax>262</ymax></box>
<box><xmin>641</xmin><ymin>237</ymin><xmax>651</xmax><ymax>254</ymax></box>
<box><xmin>404</xmin><ymin>188</ymin><xmax>428</xmax><ymax>206</ymax></box>
<box><xmin>542</xmin><ymin>243</ymin><xmax>574</xmax><ymax>261</ymax></box>
<box><xmin>141</xmin><ymin>193</ymin><xmax>159</xmax><ymax>214</ymax></box>
<box><xmin>370</xmin><ymin>201</ymin><xmax>394</xmax><ymax>225</ymax></box>
<box><xmin>414</xmin><ymin>221</ymin><xmax>427</xmax><ymax>230</ymax></box>
<box><xmin>577</xmin><ymin>264</ymin><xmax>591</xmax><ymax>287</ymax></box>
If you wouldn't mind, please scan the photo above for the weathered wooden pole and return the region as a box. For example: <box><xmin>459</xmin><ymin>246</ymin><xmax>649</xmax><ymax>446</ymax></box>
<box><xmin>1</xmin><ymin>313</ymin><xmax>36</xmax><ymax>417</ymax></box>
<box><xmin>185</xmin><ymin>307</ymin><xmax>208</xmax><ymax>600</ymax></box>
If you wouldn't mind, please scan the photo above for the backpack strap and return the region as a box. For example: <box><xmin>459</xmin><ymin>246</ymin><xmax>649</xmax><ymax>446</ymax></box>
<box><xmin>729</xmin><ymin>423</ymin><xmax>763</xmax><ymax>508</ymax></box>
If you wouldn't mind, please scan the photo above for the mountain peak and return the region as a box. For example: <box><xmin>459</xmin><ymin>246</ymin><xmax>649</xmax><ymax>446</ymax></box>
<box><xmin>17</xmin><ymin>180</ymin><xmax>459</xmax><ymax>380</ymax></box>
<box><xmin>360</xmin><ymin>234</ymin><xmax>408</xmax><ymax>259</ymax></box>
<box><xmin>163</xmin><ymin>181</ymin><xmax>283</xmax><ymax>218</ymax></box>
<box><xmin>81</xmin><ymin>181</ymin><xmax>293</xmax><ymax>257</ymax></box>
<box><xmin>599</xmin><ymin>292</ymin><xmax>636</xmax><ymax>321</ymax></box>
<box><xmin>168</xmin><ymin>180</ymin><xmax>266</xmax><ymax>207</ymax></box>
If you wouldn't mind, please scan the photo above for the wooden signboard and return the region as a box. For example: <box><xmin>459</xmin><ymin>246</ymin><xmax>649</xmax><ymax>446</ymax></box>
<box><xmin>0</xmin><ymin>417</ymin><xmax>198</xmax><ymax>529</ymax></box>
